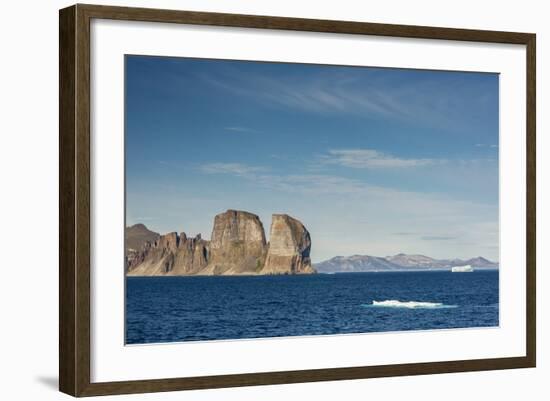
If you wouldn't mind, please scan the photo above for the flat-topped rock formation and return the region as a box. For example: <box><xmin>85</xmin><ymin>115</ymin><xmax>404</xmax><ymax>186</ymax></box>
<box><xmin>201</xmin><ymin>210</ymin><xmax>267</xmax><ymax>275</ymax></box>
<box><xmin>126</xmin><ymin>210</ymin><xmax>316</xmax><ymax>276</ymax></box>
<box><xmin>262</xmin><ymin>214</ymin><xmax>315</xmax><ymax>274</ymax></box>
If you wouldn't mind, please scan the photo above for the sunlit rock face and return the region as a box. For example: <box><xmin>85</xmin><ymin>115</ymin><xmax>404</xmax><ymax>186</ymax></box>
<box><xmin>203</xmin><ymin>210</ymin><xmax>267</xmax><ymax>275</ymax></box>
<box><xmin>262</xmin><ymin>214</ymin><xmax>315</xmax><ymax>275</ymax></box>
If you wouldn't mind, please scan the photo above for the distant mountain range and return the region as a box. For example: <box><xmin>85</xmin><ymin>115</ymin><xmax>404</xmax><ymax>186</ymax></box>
<box><xmin>314</xmin><ymin>253</ymin><xmax>498</xmax><ymax>273</ymax></box>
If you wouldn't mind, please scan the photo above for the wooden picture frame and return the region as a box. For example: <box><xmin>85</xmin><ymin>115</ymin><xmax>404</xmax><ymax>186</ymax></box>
<box><xmin>59</xmin><ymin>3</ymin><xmax>536</xmax><ymax>397</ymax></box>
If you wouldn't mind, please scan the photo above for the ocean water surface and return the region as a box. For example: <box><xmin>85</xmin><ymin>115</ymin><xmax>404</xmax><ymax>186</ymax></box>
<box><xmin>125</xmin><ymin>270</ymin><xmax>498</xmax><ymax>344</ymax></box>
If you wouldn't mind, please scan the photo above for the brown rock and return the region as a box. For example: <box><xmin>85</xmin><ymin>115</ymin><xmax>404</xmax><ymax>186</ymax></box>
<box><xmin>126</xmin><ymin>240</ymin><xmax>155</xmax><ymax>272</ymax></box>
<box><xmin>203</xmin><ymin>210</ymin><xmax>267</xmax><ymax>275</ymax></box>
<box><xmin>127</xmin><ymin>231</ymin><xmax>211</xmax><ymax>276</ymax></box>
<box><xmin>262</xmin><ymin>214</ymin><xmax>315</xmax><ymax>274</ymax></box>
<box><xmin>125</xmin><ymin>210</ymin><xmax>316</xmax><ymax>276</ymax></box>
<box><xmin>125</xmin><ymin>223</ymin><xmax>159</xmax><ymax>257</ymax></box>
<box><xmin>170</xmin><ymin>233</ymin><xmax>209</xmax><ymax>275</ymax></box>
<box><xmin>127</xmin><ymin>232</ymin><xmax>179</xmax><ymax>275</ymax></box>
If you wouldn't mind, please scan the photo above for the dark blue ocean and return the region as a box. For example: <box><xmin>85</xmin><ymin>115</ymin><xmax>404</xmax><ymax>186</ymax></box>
<box><xmin>125</xmin><ymin>270</ymin><xmax>498</xmax><ymax>344</ymax></box>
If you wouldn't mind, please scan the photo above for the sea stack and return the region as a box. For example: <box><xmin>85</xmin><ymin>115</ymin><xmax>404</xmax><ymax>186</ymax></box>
<box><xmin>262</xmin><ymin>214</ymin><xmax>315</xmax><ymax>274</ymax></box>
<box><xmin>202</xmin><ymin>210</ymin><xmax>267</xmax><ymax>275</ymax></box>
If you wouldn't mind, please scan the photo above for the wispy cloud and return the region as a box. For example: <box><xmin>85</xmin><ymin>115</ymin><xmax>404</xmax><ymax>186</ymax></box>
<box><xmin>321</xmin><ymin>149</ymin><xmax>438</xmax><ymax>169</ymax></box>
<box><xmin>197</xmin><ymin>162</ymin><xmax>473</xmax><ymax>211</ymax></box>
<box><xmin>256</xmin><ymin>174</ymin><xmax>368</xmax><ymax>195</ymax></box>
<box><xmin>224</xmin><ymin>126</ymin><xmax>259</xmax><ymax>133</ymax></box>
<box><xmin>198</xmin><ymin>163</ymin><xmax>266</xmax><ymax>176</ymax></box>
<box><xmin>421</xmin><ymin>236</ymin><xmax>457</xmax><ymax>241</ymax></box>
<box><xmin>203</xmin><ymin>72</ymin><xmax>407</xmax><ymax>119</ymax></box>
<box><xmin>200</xmin><ymin>68</ymin><xmax>496</xmax><ymax>133</ymax></box>
<box><xmin>148</xmin><ymin>160</ymin><xmax>498</xmax><ymax>260</ymax></box>
<box><xmin>199</xmin><ymin>160</ymin><xmax>380</xmax><ymax>194</ymax></box>
<box><xmin>132</xmin><ymin>216</ymin><xmax>155</xmax><ymax>221</ymax></box>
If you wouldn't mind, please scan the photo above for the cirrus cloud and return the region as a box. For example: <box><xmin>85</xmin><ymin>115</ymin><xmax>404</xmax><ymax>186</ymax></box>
<box><xmin>198</xmin><ymin>163</ymin><xmax>267</xmax><ymax>176</ymax></box>
<box><xmin>322</xmin><ymin>148</ymin><xmax>439</xmax><ymax>169</ymax></box>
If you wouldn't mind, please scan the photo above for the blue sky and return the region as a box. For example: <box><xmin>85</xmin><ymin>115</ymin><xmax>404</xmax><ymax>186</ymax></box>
<box><xmin>125</xmin><ymin>55</ymin><xmax>499</xmax><ymax>262</ymax></box>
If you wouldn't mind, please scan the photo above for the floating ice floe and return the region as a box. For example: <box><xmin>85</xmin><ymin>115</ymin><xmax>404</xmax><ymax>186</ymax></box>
<box><xmin>363</xmin><ymin>300</ymin><xmax>458</xmax><ymax>309</ymax></box>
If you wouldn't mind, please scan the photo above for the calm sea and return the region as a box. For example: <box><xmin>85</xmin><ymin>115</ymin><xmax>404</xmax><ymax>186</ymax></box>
<box><xmin>125</xmin><ymin>270</ymin><xmax>499</xmax><ymax>344</ymax></box>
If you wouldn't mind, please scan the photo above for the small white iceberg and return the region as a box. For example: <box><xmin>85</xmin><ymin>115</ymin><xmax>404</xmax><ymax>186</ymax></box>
<box><xmin>451</xmin><ymin>264</ymin><xmax>474</xmax><ymax>273</ymax></box>
<box><xmin>364</xmin><ymin>300</ymin><xmax>457</xmax><ymax>309</ymax></box>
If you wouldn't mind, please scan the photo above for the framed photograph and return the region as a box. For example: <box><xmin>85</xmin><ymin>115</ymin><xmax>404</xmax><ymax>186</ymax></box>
<box><xmin>59</xmin><ymin>4</ymin><xmax>536</xmax><ymax>397</ymax></box>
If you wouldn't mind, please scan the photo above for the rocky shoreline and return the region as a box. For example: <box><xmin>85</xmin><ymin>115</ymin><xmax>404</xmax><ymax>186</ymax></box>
<box><xmin>126</xmin><ymin>210</ymin><xmax>315</xmax><ymax>276</ymax></box>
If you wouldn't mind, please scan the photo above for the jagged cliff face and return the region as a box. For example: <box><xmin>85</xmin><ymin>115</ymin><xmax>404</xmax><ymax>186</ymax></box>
<box><xmin>126</xmin><ymin>231</ymin><xmax>209</xmax><ymax>276</ymax></box>
<box><xmin>263</xmin><ymin>214</ymin><xmax>315</xmax><ymax>274</ymax></box>
<box><xmin>126</xmin><ymin>210</ymin><xmax>316</xmax><ymax>276</ymax></box>
<box><xmin>172</xmin><ymin>233</ymin><xmax>209</xmax><ymax>274</ymax></box>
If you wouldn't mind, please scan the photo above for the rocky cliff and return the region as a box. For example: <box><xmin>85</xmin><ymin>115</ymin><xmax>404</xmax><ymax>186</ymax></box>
<box><xmin>201</xmin><ymin>210</ymin><xmax>267</xmax><ymax>275</ymax></box>
<box><xmin>125</xmin><ymin>224</ymin><xmax>160</xmax><ymax>271</ymax></box>
<box><xmin>126</xmin><ymin>231</ymin><xmax>209</xmax><ymax>275</ymax></box>
<box><xmin>126</xmin><ymin>210</ymin><xmax>316</xmax><ymax>276</ymax></box>
<box><xmin>262</xmin><ymin>214</ymin><xmax>315</xmax><ymax>274</ymax></box>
